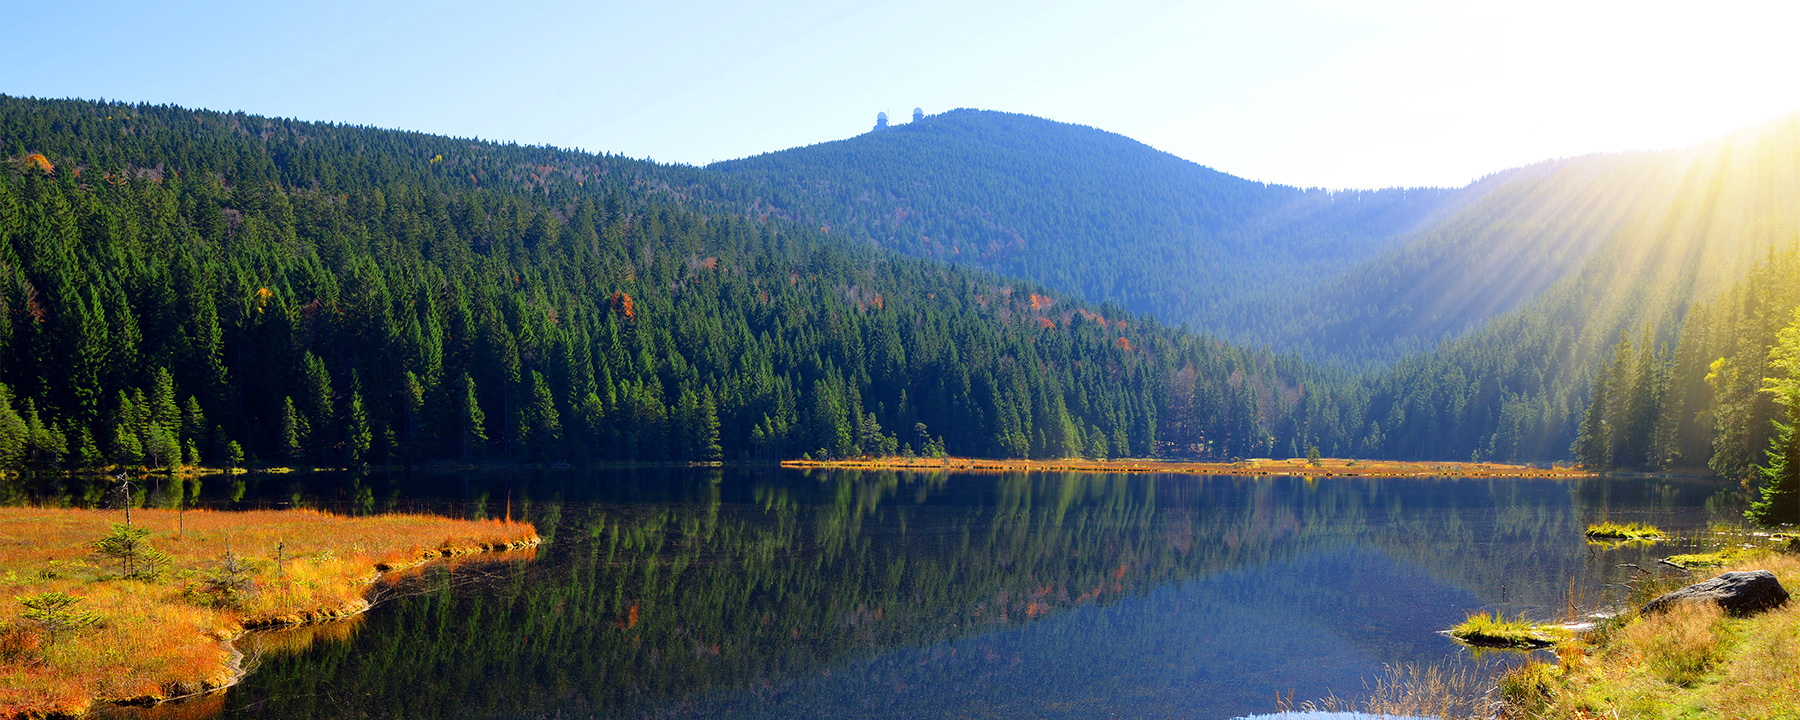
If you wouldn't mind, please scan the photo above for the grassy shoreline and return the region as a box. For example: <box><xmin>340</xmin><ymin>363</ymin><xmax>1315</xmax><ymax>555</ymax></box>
<box><xmin>781</xmin><ymin>456</ymin><xmax>1592</xmax><ymax>478</ymax></box>
<box><xmin>1495</xmin><ymin>548</ymin><xmax>1799</xmax><ymax>718</ymax></box>
<box><xmin>0</xmin><ymin>507</ymin><xmax>537</xmax><ymax>717</ymax></box>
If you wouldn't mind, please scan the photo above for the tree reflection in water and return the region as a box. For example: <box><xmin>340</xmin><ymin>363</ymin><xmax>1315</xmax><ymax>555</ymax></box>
<box><xmin>71</xmin><ymin>468</ymin><xmax>1739</xmax><ymax>720</ymax></box>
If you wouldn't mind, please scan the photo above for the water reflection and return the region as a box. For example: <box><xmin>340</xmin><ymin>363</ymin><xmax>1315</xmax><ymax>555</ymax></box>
<box><xmin>28</xmin><ymin>469</ymin><xmax>1740</xmax><ymax>720</ymax></box>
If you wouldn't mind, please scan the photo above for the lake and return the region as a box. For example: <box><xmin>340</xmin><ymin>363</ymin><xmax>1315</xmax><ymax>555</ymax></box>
<box><xmin>56</xmin><ymin>468</ymin><xmax>1743</xmax><ymax>720</ymax></box>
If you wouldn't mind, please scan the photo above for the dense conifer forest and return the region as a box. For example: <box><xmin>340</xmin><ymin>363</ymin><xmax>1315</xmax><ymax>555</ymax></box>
<box><xmin>0</xmin><ymin>96</ymin><xmax>1351</xmax><ymax>471</ymax></box>
<box><xmin>1569</xmin><ymin>243</ymin><xmax>1800</xmax><ymax>522</ymax></box>
<box><xmin>0</xmin><ymin>96</ymin><xmax>1796</xmax><ymax>496</ymax></box>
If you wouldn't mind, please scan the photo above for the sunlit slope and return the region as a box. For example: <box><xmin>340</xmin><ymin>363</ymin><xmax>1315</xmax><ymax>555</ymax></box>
<box><xmin>708</xmin><ymin>109</ymin><xmax>1462</xmax><ymax>327</ymax></box>
<box><xmin>1362</xmin><ymin>115</ymin><xmax>1800</xmax><ymax>461</ymax></box>
<box><xmin>1218</xmin><ymin>153</ymin><xmax>1678</xmax><ymax>366</ymax></box>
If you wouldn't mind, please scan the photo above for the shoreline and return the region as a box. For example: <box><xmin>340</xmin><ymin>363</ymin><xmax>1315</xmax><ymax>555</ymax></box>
<box><xmin>139</xmin><ymin>534</ymin><xmax>541</xmax><ymax>710</ymax></box>
<box><xmin>0</xmin><ymin>508</ymin><xmax>539</xmax><ymax>718</ymax></box>
<box><xmin>780</xmin><ymin>456</ymin><xmax>1594</xmax><ymax>478</ymax></box>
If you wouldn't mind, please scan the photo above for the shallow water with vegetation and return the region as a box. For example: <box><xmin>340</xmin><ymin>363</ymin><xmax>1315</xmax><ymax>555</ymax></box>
<box><xmin>17</xmin><ymin>468</ymin><xmax>1745</xmax><ymax>720</ymax></box>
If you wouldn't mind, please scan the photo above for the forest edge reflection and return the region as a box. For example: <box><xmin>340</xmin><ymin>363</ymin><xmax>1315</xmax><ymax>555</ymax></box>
<box><xmin>14</xmin><ymin>467</ymin><xmax>1746</xmax><ymax>720</ymax></box>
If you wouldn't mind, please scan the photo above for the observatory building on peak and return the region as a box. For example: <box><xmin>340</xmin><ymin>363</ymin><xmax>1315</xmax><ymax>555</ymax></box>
<box><xmin>873</xmin><ymin>108</ymin><xmax>924</xmax><ymax>132</ymax></box>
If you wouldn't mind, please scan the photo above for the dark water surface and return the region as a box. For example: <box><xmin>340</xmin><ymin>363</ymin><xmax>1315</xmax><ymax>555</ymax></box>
<box><xmin>55</xmin><ymin>468</ymin><xmax>1743</xmax><ymax>720</ymax></box>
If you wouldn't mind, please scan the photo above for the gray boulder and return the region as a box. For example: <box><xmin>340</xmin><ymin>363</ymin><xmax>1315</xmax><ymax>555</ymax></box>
<box><xmin>1642</xmin><ymin>570</ymin><xmax>1789</xmax><ymax>616</ymax></box>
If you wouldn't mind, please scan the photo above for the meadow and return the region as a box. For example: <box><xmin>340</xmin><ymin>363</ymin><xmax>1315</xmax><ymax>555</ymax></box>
<box><xmin>0</xmin><ymin>507</ymin><xmax>537</xmax><ymax>717</ymax></box>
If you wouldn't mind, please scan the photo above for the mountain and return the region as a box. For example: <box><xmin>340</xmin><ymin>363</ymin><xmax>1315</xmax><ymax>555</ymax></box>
<box><xmin>707</xmin><ymin>109</ymin><xmax>1465</xmax><ymax>336</ymax></box>
<box><xmin>704</xmin><ymin>110</ymin><xmax>1800</xmax><ymax>383</ymax></box>
<box><xmin>1359</xmin><ymin>115</ymin><xmax>1800</xmax><ymax>461</ymax></box>
<box><xmin>0</xmin><ymin>95</ymin><xmax>1356</xmax><ymax>471</ymax></box>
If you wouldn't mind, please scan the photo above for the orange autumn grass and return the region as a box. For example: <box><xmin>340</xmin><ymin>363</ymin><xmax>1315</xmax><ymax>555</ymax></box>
<box><xmin>0</xmin><ymin>507</ymin><xmax>537</xmax><ymax>717</ymax></box>
<box><xmin>782</xmin><ymin>455</ymin><xmax>1591</xmax><ymax>478</ymax></box>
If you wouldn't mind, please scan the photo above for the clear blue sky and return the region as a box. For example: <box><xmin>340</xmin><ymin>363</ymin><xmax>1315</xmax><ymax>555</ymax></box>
<box><xmin>3</xmin><ymin>0</ymin><xmax>1796</xmax><ymax>189</ymax></box>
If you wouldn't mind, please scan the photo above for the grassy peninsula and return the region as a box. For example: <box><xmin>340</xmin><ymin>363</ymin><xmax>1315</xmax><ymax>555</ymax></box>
<box><xmin>781</xmin><ymin>456</ymin><xmax>1591</xmax><ymax>478</ymax></box>
<box><xmin>0</xmin><ymin>507</ymin><xmax>537</xmax><ymax>717</ymax></box>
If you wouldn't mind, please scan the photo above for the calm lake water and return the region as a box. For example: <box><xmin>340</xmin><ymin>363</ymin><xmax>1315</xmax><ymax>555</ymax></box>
<box><xmin>49</xmin><ymin>468</ymin><xmax>1745</xmax><ymax>720</ymax></box>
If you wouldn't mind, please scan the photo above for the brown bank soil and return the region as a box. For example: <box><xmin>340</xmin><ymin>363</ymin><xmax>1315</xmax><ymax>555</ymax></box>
<box><xmin>782</xmin><ymin>456</ymin><xmax>1592</xmax><ymax>478</ymax></box>
<box><xmin>0</xmin><ymin>508</ymin><xmax>538</xmax><ymax>718</ymax></box>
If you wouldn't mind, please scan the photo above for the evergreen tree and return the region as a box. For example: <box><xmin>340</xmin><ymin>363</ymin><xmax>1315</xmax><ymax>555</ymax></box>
<box><xmin>280</xmin><ymin>397</ymin><xmax>306</xmax><ymax>461</ymax></box>
<box><xmin>1572</xmin><ymin>364</ymin><xmax>1613</xmax><ymax>469</ymax></box>
<box><xmin>345</xmin><ymin>390</ymin><xmax>371</xmax><ymax>465</ymax></box>
<box><xmin>1748</xmin><ymin>309</ymin><xmax>1800</xmax><ymax>527</ymax></box>
<box><xmin>460</xmin><ymin>373</ymin><xmax>487</xmax><ymax>459</ymax></box>
<box><xmin>0</xmin><ymin>385</ymin><xmax>28</xmax><ymax>467</ymax></box>
<box><xmin>522</xmin><ymin>371</ymin><xmax>561</xmax><ymax>460</ymax></box>
<box><xmin>696</xmin><ymin>388</ymin><xmax>723</xmax><ymax>462</ymax></box>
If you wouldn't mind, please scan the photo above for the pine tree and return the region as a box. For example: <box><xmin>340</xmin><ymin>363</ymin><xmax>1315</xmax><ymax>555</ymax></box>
<box><xmin>1573</xmin><ymin>362</ymin><xmax>1613</xmax><ymax>469</ymax></box>
<box><xmin>280</xmin><ymin>396</ymin><xmax>306</xmax><ymax>461</ymax></box>
<box><xmin>147</xmin><ymin>368</ymin><xmax>181</xmax><ymax>442</ymax></box>
<box><xmin>299</xmin><ymin>353</ymin><xmax>334</xmax><ymax>456</ymax></box>
<box><xmin>460</xmin><ymin>373</ymin><xmax>487</xmax><ymax>459</ymax></box>
<box><xmin>180</xmin><ymin>396</ymin><xmax>206</xmax><ymax>450</ymax></box>
<box><xmin>523</xmin><ymin>371</ymin><xmax>560</xmax><ymax>460</ymax></box>
<box><xmin>345</xmin><ymin>390</ymin><xmax>371</xmax><ymax>465</ymax></box>
<box><xmin>696</xmin><ymin>388</ymin><xmax>723</xmax><ymax>462</ymax></box>
<box><xmin>75</xmin><ymin>427</ymin><xmax>103</xmax><ymax>469</ymax></box>
<box><xmin>1748</xmin><ymin>309</ymin><xmax>1800</xmax><ymax>527</ymax></box>
<box><xmin>0</xmin><ymin>385</ymin><xmax>28</xmax><ymax>467</ymax></box>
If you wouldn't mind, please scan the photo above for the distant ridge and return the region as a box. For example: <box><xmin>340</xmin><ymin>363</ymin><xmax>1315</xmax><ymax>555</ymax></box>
<box><xmin>709</xmin><ymin>109</ymin><xmax>1464</xmax><ymax>341</ymax></box>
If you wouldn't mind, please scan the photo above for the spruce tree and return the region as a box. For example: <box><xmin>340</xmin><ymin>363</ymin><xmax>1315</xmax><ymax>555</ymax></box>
<box><xmin>1748</xmin><ymin>310</ymin><xmax>1800</xmax><ymax>527</ymax></box>
<box><xmin>697</xmin><ymin>388</ymin><xmax>723</xmax><ymax>462</ymax></box>
<box><xmin>345</xmin><ymin>390</ymin><xmax>371</xmax><ymax>465</ymax></box>
<box><xmin>460</xmin><ymin>373</ymin><xmax>487</xmax><ymax>459</ymax></box>
<box><xmin>280</xmin><ymin>396</ymin><xmax>305</xmax><ymax>461</ymax></box>
<box><xmin>0</xmin><ymin>385</ymin><xmax>28</xmax><ymax>467</ymax></box>
<box><xmin>1573</xmin><ymin>363</ymin><xmax>1613</xmax><ymax>469</ymax></box>
<box><xmin>523</xmin><ymin>371</ymin><xmax>560</xmax><ymax>460</ymax></box>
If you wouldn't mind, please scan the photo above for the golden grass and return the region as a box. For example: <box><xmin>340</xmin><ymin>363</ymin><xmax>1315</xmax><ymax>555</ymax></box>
<box><xmin>1277</xmin><ymin>662</ymin><xmax>1498</xmax><ymax>720</ymax></box>
<box><xmin>1584</xmin><ymin>521</ymin><xmax>1665</xmax><ymax>541</ymax></box>
<box><xmin>1660</xmin><ymin>550</ymin><xmax>1743</xmax><ymax>569</ymax></box>
<box><xmin>1500</xmin><ymin>551</ymin><xmax>1800</xmax><ymax>719</ymax></box>
<box><xmin>0</xmin><ymin>507</ymin><xmax>537</xmax><ymax>717</ymax></box>
<box><xmin>780</xmin><ymin>456</ymin><xmax>1591</xmax><ymax>478</ymax></box>
<box><xmin>1448</xmin><ymin>611</ymin><xmax>1565</xmax><ymax>649</ymax></box>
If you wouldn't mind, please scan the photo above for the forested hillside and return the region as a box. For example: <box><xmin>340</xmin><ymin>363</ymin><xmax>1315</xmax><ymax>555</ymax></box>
<box><xmin>705</xmin><ymin>110</ymin><xmax>1800</xmax><ymax>381</ymax></box>
<box><xmin>708</xmin><ymin>109</ymin><xmax>1463</xmax><ymax>334</ymax></box>
<box><xmin>1214</xmin><ymin>154</ymin><xmax>1684</xmax><ymax>367</ymax></box>
<box><xmin>0</xmin><ymin>96</ymin><xmax>1356</xmax><ymax>470</ymax></box>
<box><xmin>2</xmin><ymin>96</ymin><xmax>1794</xmax><ymax>472</ymax></box>
<box><xmin>1572</xmin><ymin>243</ymin><xmax>1800</xmax><ymax>482</ymax></box>
<box><xmin>1358</xmin><ymin>116</ymin><xmax>1800</xmax><ymax>462</ymax></box>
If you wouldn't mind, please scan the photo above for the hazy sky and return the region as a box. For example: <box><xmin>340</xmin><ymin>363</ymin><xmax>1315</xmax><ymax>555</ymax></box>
<box><xmin>3</xmin><ymin>0</ymin><xmax>1796</xmax><ymax>189</ymax></box>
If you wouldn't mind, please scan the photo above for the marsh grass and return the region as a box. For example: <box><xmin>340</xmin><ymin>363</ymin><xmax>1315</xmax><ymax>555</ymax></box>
<box><xmin>1449</xmin><ymin>612</ymin><xmax>1565</xmax><ymax>649</ymax></box>
<box><xmin>1497</xmin><ymin>550</ymin><xmax>1800</xmax><ymax>718</ymax></box>
<box><xmin>0</xmin><ymin>507</ymin><xmax>536</xmax><ymax>716</ymax></box>
<box><xmin>1660</xmin><ymin>550</ymin><xmax>1741</xmax><ymax>569</ymax></box>
<box><xmin>1584</xmin><ymin>521</ymin><xmax>1664</xmax><ymax>541</ymax></box>
<box><xmin>1279</xmin><ymin>662</ymin><xmax>1500</xmax><ymax>720</ymax></box>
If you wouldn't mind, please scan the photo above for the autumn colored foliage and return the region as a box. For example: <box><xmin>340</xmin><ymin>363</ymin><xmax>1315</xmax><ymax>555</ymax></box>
<box><xmin>0</xmin><ymin>507</ymin><xmax>536</xmax><ymax>716</ymax></box>
<box><xmin>22</xmin><ymin>154</ymin><xmax>52</xmax><ymax>175</ymax></box>
<box><xmin>610</xmin><ymin>290</ymin><xmax>636</xmax><ymax>320</ymax></box>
